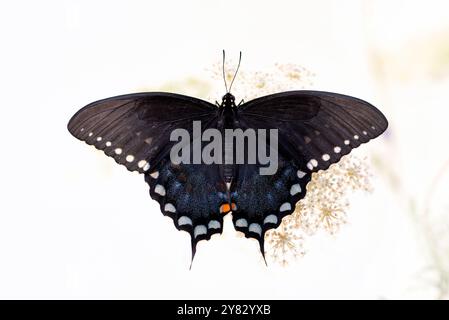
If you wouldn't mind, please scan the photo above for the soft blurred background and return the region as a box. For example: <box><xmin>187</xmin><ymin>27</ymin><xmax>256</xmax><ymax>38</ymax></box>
<box><xmin>1</xmin><ymin>0</ymin><xmax>448</xmax><ymax>299</ymax></box>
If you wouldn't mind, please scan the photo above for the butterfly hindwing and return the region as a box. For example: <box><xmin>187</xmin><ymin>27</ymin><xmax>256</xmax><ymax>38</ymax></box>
<box><xmin>230</xmin><ymin>157</ymin><xmax>311</xmax><ymax>258</ymax></box>
<box><xmin>145</xmin><ymin>157</ymin><xmax>229</xmax><ymax>261</ymax></box>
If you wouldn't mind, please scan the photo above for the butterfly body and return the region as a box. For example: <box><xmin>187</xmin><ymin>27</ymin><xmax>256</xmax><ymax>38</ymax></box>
<box><xmin>68</xmin><ymin>88</ymin><xmax>388</xmax><ymax>265</ymax></box>
<box><xmin>218</xmin><ymin>93</ymin><xmax>240</xmax><ymax>184</ymax></box>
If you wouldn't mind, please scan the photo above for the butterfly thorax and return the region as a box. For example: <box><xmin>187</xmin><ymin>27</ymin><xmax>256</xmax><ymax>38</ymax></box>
<box><xmin>220</xmin><ymin>93</ymin><xmax>237</xmax><ymax>127</ymax></box>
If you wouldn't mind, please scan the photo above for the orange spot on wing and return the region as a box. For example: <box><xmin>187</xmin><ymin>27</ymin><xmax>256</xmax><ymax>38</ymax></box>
<box><xmin>220</xmin><ymin>203</ymin><xmax>231</xmax><ymax>214</ymax></box>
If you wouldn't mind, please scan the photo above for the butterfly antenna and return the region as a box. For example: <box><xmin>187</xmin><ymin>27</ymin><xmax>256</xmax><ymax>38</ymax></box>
<box><xmin>228</xmin><ymin>51</ymin><xmax>242</xmax><ymax>93</ymax></box>
<box><xmin>222</xmin><ymin>50</ymin><xmax>229</xmax><ymax>93</ymax></box>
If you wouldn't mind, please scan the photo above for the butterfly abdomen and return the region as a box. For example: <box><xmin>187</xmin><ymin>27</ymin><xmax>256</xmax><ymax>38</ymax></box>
<box><xmin>220</xmin><ymin>103</ymin><xmax>238</xmax><ymax>184</ymax></box>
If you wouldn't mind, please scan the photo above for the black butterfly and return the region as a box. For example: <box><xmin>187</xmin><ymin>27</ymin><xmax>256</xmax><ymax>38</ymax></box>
<box><xmin>68</xmin><ymin>53</ymin><xmax>388</xmax><ymax>265</ymax></box>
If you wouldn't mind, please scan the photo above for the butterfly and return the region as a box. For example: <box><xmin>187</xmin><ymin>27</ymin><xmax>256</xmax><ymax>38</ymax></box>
<box><xmin>67</xmin><ymin>52</ymin><xmax>388</xmax><ymax>265</ymax></box>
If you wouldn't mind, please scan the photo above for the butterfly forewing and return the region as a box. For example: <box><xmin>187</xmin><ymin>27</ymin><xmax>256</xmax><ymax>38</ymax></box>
<box><xmin>238</xmin><ymin>91</ymin><xmax>388</xmax><ymax>172</ymax></box>
<box><xmin>68</xmin><ymin>92</ymin><xmax>217</xmax><ymax>172</ymax></box>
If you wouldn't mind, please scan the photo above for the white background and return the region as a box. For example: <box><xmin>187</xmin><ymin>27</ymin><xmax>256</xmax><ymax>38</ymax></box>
<box><xmin>1</xmin><ymin>0</ymin><xmax>448</xmax><ymax>299</ymax></box>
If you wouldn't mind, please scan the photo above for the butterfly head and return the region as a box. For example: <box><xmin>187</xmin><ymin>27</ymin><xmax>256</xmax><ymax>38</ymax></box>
<box><xmin>221</xmin><ymin>93</ymin><xmax>236</xmax><ymax>108</ymax></box>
